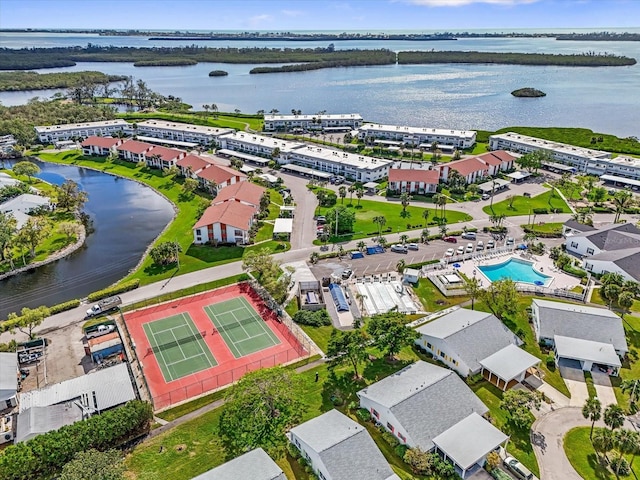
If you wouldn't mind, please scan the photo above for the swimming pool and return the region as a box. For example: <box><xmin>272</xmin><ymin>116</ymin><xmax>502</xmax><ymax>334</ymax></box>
<box><xmin>478</xmin><ymin>258</ymin><xmax>552</xmax><ymax>286</ymax></box>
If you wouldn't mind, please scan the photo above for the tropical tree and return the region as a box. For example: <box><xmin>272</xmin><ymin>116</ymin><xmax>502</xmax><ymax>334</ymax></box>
<box><xmin>348</xmin><ymin>185</ymin><xmax>356</xmax><ymax>204</ymax></box>
<box><xmin>59</xmin><ymin>449</ymin><xmax>124</xmax><ymax>480</ymax></box>
<box><xmin>338</xmin><ymin>186</ymin><xmax>347</xmax><ymax>204</ymax></box>
<box><xmin>396</xmin><ymin>259</ymin><xmax>406</xmax><ymax>274</ymax></box>
<box><xmin>618</xmin><ymin>291</ymin><xmax>634</xmax><ymax>318</ymax></box>
<box><xmin>588</xmin><ymin>186</ymin><xmax>608</xmax><ymax>206</ymax></box>
<box><xmin>327</xmin><ymin>205</ymin><xmax>355</xmax><ymax>236</ymax></box>
<box><xmin>400</xmin><ymin>192</ymin><xmax>411</xmax><ymax>214</ymax></box>
<box><xmin>464</xmin><ymin>277</ymin><xmax>482</xmax><ymax>310</ymax></box>
<box><xmin>480</xmin><ymin>279</ymin><xmax>519</xmax><ymax>321</ymax></box>
<box><xmin>433</xmin><ymin>193</ymin><xmax>447</xmax><ymax>219</ymax></box>
<box><xmin>12</xmin><ymin>160</ymin><xmax>40</xmax><ymax>183</ymax></box>
<box><xmin>373</xmin><ymin>215</ymin><xmax>387</xmax><ymax>237</ymax></box>
<box><xmin>356</xmin><ymin>240</ymin><xmax>366</xmax><ymax>252</ymax></box>
<box><xmin>592</xmin><ymin>427</ymin><xmax>615</xmax><ymax>462</ymax></box>
<box><xmin>326</xmin><ymin>329</ymin><xmax>369</xmax><ymax>379</ymax></box>
<box><xmin>149</xmin><ymin>241</ymin><xmax>181</xmax><ymax>266</ymax></box>
<box><xmin>0</xmin><ymin>212</ymin><xmax>17</xmax><ymax>262</ymax></box>
<box><xmin>55</xmin><ymin>179</ymin><xmax>88</xmax><ymax>211</ymax></box>
<box><xmin>181</xmin><ymin>177</ymin><xmax>199</xmax><ymax>195</ymax></box>
<box><xmin>582</xmin><ymin>397</ymin><xmax>602</xmax><ymax>439</ymax></box>
<box><xmin>500</xmin><ymin>389</ymin><xmax>543</xmax><ymax>430</ymax></box>
<box><xmin>17</xmin><ymin>216</ymin><xmax>48</xmax><ymax>256</ymax></box>
<box><xmin>614</xmin><ymin>429</ymin><xmax>636</xmax><ymax>478</ymax></box>
<box><xmin>403</xmin><ymin>447</ymin><xmax>433</xmax><ymax>476</ymax></box>
<box><xmin>210</xmin><ymin>103</ymin><xmax>218</xmax><ymax>118</ymax></box>
<box><xmin>355</xmin><ymin>186</ymin><xmax>365</xmax><ymax>206</ymax></box>
<box><xmin>604</xmin><ymin>404</ymin><xmax>626</xmax><ymax>431</ymax></box>
<box><xmin>516</xmin><ymin>150</ymin><xmax>550</xmax><ymax>174</ymax></box>
<box><xmin>219</xmin><ymin>367</ymin><xmax>306</xmax><ymax>456</ymax></box>
<box><xmin>399</xmin><ymin>234</ymin><xmax>408</xmax><ymax>245</ymax></box>
<box><xmin>421</xmin><ymin>227</ymin><xmax>430</xmax><ymax>243</ymax></box>
<box><xmin>422</xmin><ymin>209</ymin><xmax>430</xmax><ymax>227</ymax></box>
<box><xmin>621</xmin><ymin>379</ymin><xmax>640</xmax><ymax>413</ymax></box>
<box><xmin>366</xmin><ymin>312</ymin><xmax>419</xmax><ymax>360</ymax></box>
<box><xmin>612</xmin><ymin>190</ymin><xmax>634</xmax><ymax>223</ymax></box>
<box><xmin>3</xmin><ymin>305</ymin><xmax>51</xmax><ymax>339</ymax></box>
<box><xmin>355</xmin><ymin>292</ymin><xmax>367</xmax><ymax>312</ymax></box>
<box><xmin>58</xmin><ymin>221</ymin><xmax>81</xmax><ymax>242</ymax></box>
<box><xmin>602</xmin><ymin>272</ymin><xmax>626</xmax><ymax>288</ymax></box>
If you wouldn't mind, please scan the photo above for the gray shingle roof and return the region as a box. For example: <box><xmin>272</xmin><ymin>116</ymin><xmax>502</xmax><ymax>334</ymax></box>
<box><xmin>533</xmin><ymin>299</ymin><xmax>628</xmax><ymax>352</ymax></box>
<box><xmin>578</xmin><ymin>222</ymin><xmax>640</xmax><ymax>250</ymax></box>
<box><xmin>290</xmin><ymin>410</ymin><xmax>398</xmax><ymax>480</ymax></box>
<box><xmin>588</xmin><ymin>248</ymin><xmax>640</xmax><ymax>281</ymax></box>
<box><xmin>0</xmin><ymin>352</ymin><xmax>17</xmax><ymax>403</ymax></box>
<box><xmin>191</xmin><ymin>448</ymin><xmax>286</xmax><ymax>480</ymax></box>
<box><xmin>359</xmin><ymin>361</ymin><xmax>488</xmax><ymax>452</ymax></box>
<box><xmin>432</xmin><ymin>412</ymin><xmax>508</xmax><ymax>470</ymax></box>
<box><xmin>417</xmin><ymin>309</ymin><xmax>522</xmax><ymax>374</ymax></box>
<box><xmin>15</xmin><ymin>404</ymin><xmax>84</xmax><ymax>443</ymax></box>
<box><xmin>563</xmin><ymin>219</ymin><xmax>596</xmax><ymax>233</ymax></box>
<box><xmin>18</xmin><ymin>363</ymin><xmax>136</xmax><ymax>412</ymax></box>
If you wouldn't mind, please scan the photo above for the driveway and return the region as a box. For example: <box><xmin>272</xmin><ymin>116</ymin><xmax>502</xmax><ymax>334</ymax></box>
<box><xmin>278</xmin><ymin>171</ymin><xmax>319</xmax><ymax>250</ymax></box>
<box><xmin>591</xmin><ymin>371</ymin><xmax>618</xmax><ymax>406</ymax></box>
<box><xmin>559</xmin><ymin>366</ymin><xmax>590</xmax><ymax>407</ymax></box>
<box><xmin>531</xmin><ymin>407</ymin><xmax>590</xmax><ymax>480</ymax></box>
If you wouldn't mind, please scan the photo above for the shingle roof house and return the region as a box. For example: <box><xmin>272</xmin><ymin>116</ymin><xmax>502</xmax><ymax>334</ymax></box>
<box><xmin>357</xmin><ymin>361</ymin><xmax>506</xmax><ymax>478</ymax></box>
<box><xmin>415</xmin><ymin>309</ymin><xmax>522</xmax><ymax>377</ymax></box>
<box><xmin>191</xmin><ymin>448</ymin><xmax>286</xmax><ymax>480</ymax></box>
<box><xmin>288</xmin><ymin>409</ymin><xmax>399</xmax><ymax>480</ymax></box>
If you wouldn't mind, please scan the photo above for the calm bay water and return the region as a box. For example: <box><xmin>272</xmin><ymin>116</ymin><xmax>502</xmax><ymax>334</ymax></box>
<box><xmin>1</xmin><ymin>32</ymin><xmax>639</xmax><ymax>137</ymax></box>
<box><xmin>0</xmin><ymin>160</ymin><xmax>174</xmax><ymax>319</ymax></box>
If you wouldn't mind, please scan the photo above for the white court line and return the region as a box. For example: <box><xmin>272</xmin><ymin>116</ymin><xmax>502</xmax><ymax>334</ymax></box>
<box><xmin>169</xmin><ymin>325</ymin><xmax>189</xmax><ymax>363</ymax></box>
<box><xmin>234</xmin><ymin>331</ymin><xmax>276</xmax><ymax>347</ymax></box>
<box><xmin>182</xmin><ymin>313</ymin><xmax>215</xmax><ymax>368</ymax></box>
<box><xmin>164</xmin><ymin>351</ymin><xmax>208</xmax><ymax>368</ymax></box>
<box><xmin>147</xmin><ymin>325</ymin><xmax>174</xmax><ymax>382</ymax></box>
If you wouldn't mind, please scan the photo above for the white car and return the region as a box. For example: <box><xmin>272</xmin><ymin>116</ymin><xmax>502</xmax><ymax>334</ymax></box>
<box><xmin>476</xmin><ymin>241</ymin><xmax>484</xmax><ymax>250</ymax></box>
<box><xmin>465</xmin><ymin>243</ymin><xmax>474</xmax><ymax>253</ymax></box>
<box><xmin>445</xmin><ymin>248</ymin><xmax>455</xmax><ymax>257</ymax></box>
<box><xmin>487</xmin><ymin>239</ymin><xmax>495</xmax><ymax>249</ymax></box>
<box><xmin>407</xmin><ymin>243</ymin><xmax>419</xmax><ymax>251</ymax></box>
<box><xmin>506</xmin><ymin>236</ymin><xmax>515</xmax><ymax>246</ymax></box>
<box><xmin>456</xmin><ymin>245</ymin><xmax>465</xmax><ymax>255</ymax></box>
<box><xmin>504</xmin><ymin>456</ymin><xmax>534</xmax><ymax>480</ymax></box>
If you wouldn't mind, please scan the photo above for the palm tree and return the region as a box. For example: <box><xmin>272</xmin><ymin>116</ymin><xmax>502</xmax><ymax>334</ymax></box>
<box><xmin>399</xmin><ymin>234</ymin><xmax>408</xmax><ymax>245</ymax></box>
<box><xmin>593</xmin><ymin>428</ymin><xmax>614</xmax><ymax>462</ymax></box>
<box><xmin>211</xmin><ymin>103</ymin><xmax>218</xmax><ymax>119</ymax></box>
<box><xmin>203</xmin><ymin>104</ymin><xmax>210</xmax><ymax>118</ymax></box>
<box><xmin>356</xmin><ymin>240</ymin><xmax>366</xmax><ymax>252</ymax></box>
<box><xmin>377</xmin><ymin>236</ymin><xmax>388</xmax><ymax>248</ymax></box>
<box><xmin>355</xmin><ymin>292</ymin><xmax>367</xmax><ymax>312</ymax></box>
<box><xmin>396</xmin><ymin>259</ymin><xmax>406</xmax><ymax>274</ymax></box>
<box><xmin>613</xmin><ymin>190</ymin><xmax>633</xmax><ymax>223</ymax></box>
<box><xmin>400</xmin><ymin>192</ymin><xmax>411</xmax><ymax>215</ymax></box>
<box><xmin>622</xmin><ymin>379</ymin><xmax>640</xmax><ymax>413</ymax></box>
<box><xmin>433</xmin><ymin>193</ymin><xmax>447</xmax><ymax>220</ymax></box>
<box><xmin>421</xmin><ymin>227</ymin><xmax>430</xmax><ymax>244</ymax></box>
<box><xmin>602</xmin><ymin>272</ymin><xmax>625</xmax><ymax>287</ymax></box>
<box><xmin>338</xmin><ymin>186</ymin><xmax>347</xmax><ymax>204</ymax></box>
<box><xmin>356</xmin><ymin>187</ymin><xmax>365</xmax><ymax>206</ymax></box>
<box><xmin>604</xmin><ymin>404</ymin><xmax>626</xmax><ymax>431</ymax></box>
<box><xmin>373</xmin><ymin>216</ymin><xmax>386</xmax><ymax>237</ymax></box>
<box><xmin>348</xmin><ymin>185</ymin><xmax>356</xmax><ymax>205</ymax></box>
<box><xmin>618</xmin><ymin>291</ymin><xmax>634</xmax><ymax>320</ymax></box>
<box><xmin>422</xmin><ymin>209</ymin><xmax>430</xmax><ymax>227</ymax></box>
<box><xmin>464</xmin><ymin>277</ymin><xmax>482</xmax><ymax>310</ymax></box>
<box><xmin>582</xmin><ymin>397</ymin><xmax>602</xmax><ymax>439</ymax></box>
<box><xmin>614</xmin><ymin>429</ymin><xmax>636</xmax><ymax>478</ymax></box>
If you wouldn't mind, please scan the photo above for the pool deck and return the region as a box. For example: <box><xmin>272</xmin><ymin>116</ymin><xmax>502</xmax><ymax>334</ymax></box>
<box><xmin>456</xmin><ymin>251</ymin><xmax>580</xmax><ymax>290</ymax></box>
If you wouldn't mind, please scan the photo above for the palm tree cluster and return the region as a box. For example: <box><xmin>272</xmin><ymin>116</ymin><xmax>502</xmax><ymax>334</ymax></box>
<box><xmin>599</xmin><ymin>272</ymin><xmax>639</xmax><ymax>313</ymax></box>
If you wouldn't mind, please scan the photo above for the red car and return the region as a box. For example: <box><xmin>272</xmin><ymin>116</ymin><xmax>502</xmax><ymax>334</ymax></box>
<box><xmin>443</xmin><ymin>236</ymin><xmax>458</xmax><ymax>243</ymax></box>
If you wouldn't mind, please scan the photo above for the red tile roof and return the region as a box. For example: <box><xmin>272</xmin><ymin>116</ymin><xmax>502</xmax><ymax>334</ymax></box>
<box><xmin>177</xmin><ymin>154</ymin><xmax>212</xmax><ymax>172</ymax></box>
<box><xmin>476</xmin><ymin>151</ymin><xmax>515</xmax><ymax>166</ymax></box>
<box><xmin>212</xmin><ymin>181</ymin><xmax>265</xmax><ymax>207</ymax></box>
<box><xmin>388</xmin><ymin>168</ymin><xmax>440</xmax><ymax>184</ymax></box>
<box><xmin>447</xmin><ymin>157</ymin><xmax>489</xmax><ymax>177</ymax></box>
<box><xmin>197</xmin><ymin>164</ymin><xmax>247</xmax><ymax>184</ymax></box>
<box><xmin>194</xmin><ymin>201</ymin><xmax>257</xmax><ymax>231</ymax></box>
<box><xmin>116</xmin><ymin>139</ymin><xmax>155</xmax><ymax>154</ymax></box>
<box><xmin>81</xmin><ymin>136</ymin><xmax>121</xmax><ymax>148</ymax></box>
<box><xmin>145</xmin><ymin>145</ymin><xmax>184</xmax><ymax>161</ymax></box>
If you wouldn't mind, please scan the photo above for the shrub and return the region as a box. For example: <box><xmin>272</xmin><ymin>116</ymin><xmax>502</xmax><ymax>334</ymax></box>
<box><xmin>49</xmin><ymin>299</ymin><xmax>81</xmax><ymax>315</ymax></box>
<box><xmin>356</xmin><ymin>408</ymin><xmax>371</xmax><ymax>422</ymax></box>
<box><xmin>87</xmin><ymin>279</ymin><xmax>140</xmax><ymax>302</ymax></box>
<box><xmin>546</xmin><ymin>355</ymin><xmax>555</xmax><ymax>368</ymax></box>
<box><xmin>292</xmin><ymin>309</ymin><xmax>331</xmax><ymax>327</ymax></box>
<box><xmin>611</xmin><ymin>457</ymin><xmax>630</xmax><ymax>476</ymax></box>
<box><xmin>381</xmin><ymin>430</ymin><xmax>400</xmax><ymax>448</ymax></box>
<box><xmin>394</xmin><ymin>444</ymin><xmax>408</xmax><ymax>458</ymax></box>
<box><xmin>448</xmin><ymin>230</ymin><xmax>464</xmax><ymax>236</ymax></box>
<box><xmin>533</xmin><ymin>208</ymin><xmax>548</xmax><ymax>214</ymax></box>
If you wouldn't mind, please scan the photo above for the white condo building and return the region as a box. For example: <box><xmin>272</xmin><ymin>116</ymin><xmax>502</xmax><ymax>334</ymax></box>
<box><xmin>486</xmin><ymin>132</ymin><xmax>640</xmax><ymax>178</ymax></box>
<box><xmin>219</xmin><ymin>132</ymin><xmax>392</xmax><ymax>182</ymax></box>
<box><xmin>135</xmin><ymin>120</ymin><xmax>233</xmax><ymax>145</ymax></box>
<box><xmin>263</xmin><ymin>113</ymin><xmax>363</xmax><ymax>132</ymax></box>
<box><xmin>35</xmin><ymin>120</ymin><xmax>131</xmax><ymax>143</ymax></box>
<box><xmin>358</xmin><ymin>123</ymin><xmax>477</xmax><ymax>149</ymax></box>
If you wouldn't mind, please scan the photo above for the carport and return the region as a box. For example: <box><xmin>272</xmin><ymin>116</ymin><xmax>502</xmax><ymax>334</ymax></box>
<box><xmin>478</xmin><ymin>178</ymin><xmax>510</xmax><ymax>194</ymax></box>
<box><xmin>507</xmin><ymin>171</ymin><xmax>531</xmax><ymax>184</ymax></box>
<box><xmin>479</xmin><ymin>344</ymin><xmax>541</xmax><ymax>391</ymax></box>
<box><xmin>273</xmin><ymin>218</ymin><xmax>293</xmax><ymax>240</ymax></box>
<box><xmin>554</xmin><ymin>335</ymin><xmax>621</xmax><ymax>376</ymax></box>
<box><xmin>281</xmin><ymin>164</ymin><xmax>332</xmax><ymax>181</ymax></box>
<box><xmin>363</xmin><ymin>181</ymin><xmax>379</xmax><ymax>194</ymax></box>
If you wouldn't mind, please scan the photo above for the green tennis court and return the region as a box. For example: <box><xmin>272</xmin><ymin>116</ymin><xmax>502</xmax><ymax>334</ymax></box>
<box><xmin>143</xmin><ymin>313</ymin><xmax>217</xmax><ymax>382</ymax></box>
<box><xmin>204</xmin><ymin>297</ymin><xmax>280</xmax><ymax>358</ymax></box>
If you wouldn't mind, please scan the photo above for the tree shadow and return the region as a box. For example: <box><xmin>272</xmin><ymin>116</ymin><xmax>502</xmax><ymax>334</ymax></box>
<box><xmin>587</xmin><ymin>453</ymin><xmax>614</xmax><ymax>480</ymax></box>
<box><xmin>142</xmin><ymin>263</ymin><xmax>178</xmax><ymax>276</ymax></box>
<box><xmin>321</xmin><ymin>371</ymin><xmax>365</xmax><ymax>412</ymax></box>
<box><xmin>399</xmin><ymin>210</ymin><xmax>411</xmax><ymax>218</ymax></box>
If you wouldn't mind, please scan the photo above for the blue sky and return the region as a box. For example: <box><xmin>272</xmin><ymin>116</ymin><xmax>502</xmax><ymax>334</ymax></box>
<box><xmin>1</xmin><ymin>0</ymin><xmax>638</xmax><ymax>30</ymax></box>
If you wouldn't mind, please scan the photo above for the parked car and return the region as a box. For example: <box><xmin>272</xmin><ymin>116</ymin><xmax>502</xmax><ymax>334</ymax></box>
<box><xmin>341</xmin><ymin>269</ymin><xmax>353</xmax><ymax>279</ymax></box>
<box><xmin>465</xmin><ymin>243</ymin><xmax>474</xmax><ymax>253</ymax></box>
<box><xmin>407</xmin><ymin>243</ymin><xmax>419</xmax><ymax>251</ymax></box>
<box><xmin>504</xmin><ymin>457</ymin><xmax>534</xmax><ymax>480</ymax></box>
<box><xmin>481</xmin><ymin>193</ymin><xmax>491</xmax><ymax>200</ymax></box>
<box><xmin>476</xmin><ymin>241</ymin><xmax>484</xmax><ymax>250</ymax></box>
<box><xmin>316</xmin><ymin>216</ymin><xmax>326</xmax><ymax>224</ymax></box>
<box><xmin>391</xmin><ymin>244</ymin><xmax>408</xmax><ymax>253</ymax></box>
<box><xmin>443</xmin><ymin>236</ymin><xmax>458</xmax><ymax>243</ymax></box>
<box><xmin>506</xmin><ymin>236</ymin><xmax>515</xmax><ymax>246</ymax></box>
<box><xmin>461</xmin><ymin>232</ymin><xmax>477</xmax><ymax>240</ymax></box>
<box><xmin>486</xmin><ymin>239</ymin><xmax>495</xmax><ymax>249</ymax></box>
<box><xmin>445</xmin><ymin>248</ymin><xmax>455</xmax><ymax>257</ymax></box>
<box><xmin>456</xmin><ymin>245</ymin><xmax>465</xmax><ymax>255</ymax></box>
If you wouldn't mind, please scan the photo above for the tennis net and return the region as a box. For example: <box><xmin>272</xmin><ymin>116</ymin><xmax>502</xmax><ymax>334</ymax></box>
<box><xmin>147</xmin><ymin>330</ymin><xmax>207</xmax><ymax>354</ymax></box>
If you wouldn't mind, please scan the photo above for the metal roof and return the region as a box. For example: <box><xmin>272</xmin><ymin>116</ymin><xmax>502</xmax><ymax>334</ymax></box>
<box><xmin>601</xmin><ymin>174</ymin><xmax>640</xmax><ymax>188</ymax></box>
<box><xmin>191</xmin><ymin>448</ymin><xmax>286</xmax><ymax>480</ymax></box>
<box><xmin>15</xmin><ymin>404</ymin><xmax>84</xmax><ymax>443</ymax></box>
<box><xmin>479</xmin><ymin>344</ymin><xmax>540</xmax><ymax>382</ymax></box>
<box><xmin>433</xmin><ymin>412</ymin><xmax>508</xmax><ymax>470</ymax></box>
<box><xmin>273</xmin><ymin>218</ymin><xmax>293</xmax><ymax>234</ymax></box>
<box><xmin>19</xmin><ymin>363</ymin><xmax>135</xmax><ymax>413</ymax></box>
<box><xmin>533</xmin><ymin>299</ymin><xmax>627</xmax><ymax>353</ymax></box>
<box><xmin>477</xmin><ymin>178</ymin><xmax>510</xmax><ymax>193</ymax></box>
<box><xmin>506</xmin><ymin>171</ymin><xmax>531</xmax><ymax>180</ymax></box>
<box><xmin>554</xmin><ymin>335</ymin><xmax>621</xmax><ymax>367</ymax></box>
<box><xmin>281</xmin><ymin>163</ymin><xmax>332</xmax><ymax>179</ymax></box>
<box><xmin>0</xmin><ymin>352</ymin><xmax>17</xmax><ymax>403</ymax></box>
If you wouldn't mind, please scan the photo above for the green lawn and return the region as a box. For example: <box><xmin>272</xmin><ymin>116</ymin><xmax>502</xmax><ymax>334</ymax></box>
<box><xmin>612</xmin><ymin>314</ymin><xmax>640</xmax><ymax>410</ymax></box>
<box><xmin>564</xmin><ymin>427</ymin><xmax>640</xmax><ymax>480</ymax></box>
<box><xmin>300</xmin><ymin>324</ymin><xmax>335</xmax><ymax>353</ymax></box>
<box><xmin>411</xmin><ymin>278</ymin><xmax>471</xmax><ymax>312</ymax></box>
<box><xmin>520</xmin><ymin>222</ymin><xmax>564</xmax><ymax>236</ymax></box>
<box><xmin>35</xmin><ymin>151</ymin><xmax>287</xmax><ymax>286</ymax></box>
<box><xmin>472</xmin><ymin>382</ymin><xmax>539</xmax><ymax>476</ymax></box>
<box><xmin>118</xmin><ymin>111</ymin><xmax>263</xmax><ymax>131</ymax></box>
<box><xmin>474</xmin><ymin>297</ymin><xmax>571</xmax><ymax>397</ymax></box>
<box><xmin>316</xmin><ymin>198</ymin><xmax>472</xmax><ymax>242</ymax></box>
<box><xmin>483</xmin><ymin>189</ymin><xmax>571</xmax><ymax>217</ymax></box>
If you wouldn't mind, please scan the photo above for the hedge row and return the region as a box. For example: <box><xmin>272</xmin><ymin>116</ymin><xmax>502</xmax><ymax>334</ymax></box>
<box><xmin>87</xmin><ymin>279</ymin><xmax>140</xmax><ymax>302</ymax></box>
<box><xmin>49</xmin><ymin>299</ymin><xmax>81</xmax><ymax>315</ymax></box>
<box><xmin>0</xmin><ymin>400</ymin><xmax>153</xmax><ymax>480</ymax></box>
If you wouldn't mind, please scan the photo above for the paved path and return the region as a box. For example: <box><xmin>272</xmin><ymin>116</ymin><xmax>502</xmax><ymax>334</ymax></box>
<box><xmin>559</xmin><ymin>366</ymin><xmax>590</xmax><ymax>408</ymax></box>
<box><xmin>591</xmin><ymin>371</ymin><xmax>618</xmax><ymax>406</ymax></box>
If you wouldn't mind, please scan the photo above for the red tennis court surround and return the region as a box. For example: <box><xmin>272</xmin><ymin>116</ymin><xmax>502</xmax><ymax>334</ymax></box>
<box><xmin>124</xmin><ymin>283</ymin><xmax>307</xmax><ymax>411</ymax></box>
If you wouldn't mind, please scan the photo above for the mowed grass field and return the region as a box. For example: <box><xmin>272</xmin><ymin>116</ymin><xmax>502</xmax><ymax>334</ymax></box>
<box><xmin>316</xmin><ymin>198</ymin><xmax>472</xmax><ymax>242</ymax></box>
<box><xmin>483</xmin><ymin>189</ymin><xmax>571</xmax><ymax>217</ymax></box>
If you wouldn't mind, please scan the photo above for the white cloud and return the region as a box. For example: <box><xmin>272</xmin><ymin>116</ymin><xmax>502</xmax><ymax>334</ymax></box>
<box><xmin>404</xmin><ymin>0</ymin><xmax>539</xmax><ymax>6</ymax></box>
<box><xmin>246</xmin><ymin>14</ymin><xmax>273</xmax><ymax>27</ymax></box>
<box><xmin>281</xmin><ymin>9</ymin><xmax>305</xmax><ymax>17</ymax></box>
